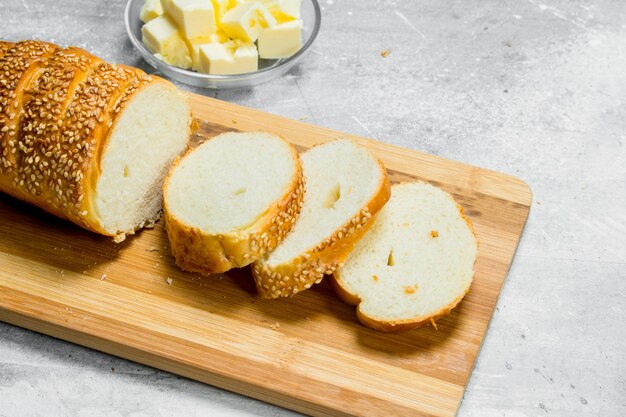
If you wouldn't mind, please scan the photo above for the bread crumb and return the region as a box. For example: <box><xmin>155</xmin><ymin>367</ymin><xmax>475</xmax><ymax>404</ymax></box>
<box><xmin>147</xmin><ymin>246</ymin><xmax>159</xmax><ymax>252</ymax></box>
<box><xmin>430</xmin><ymin>317</ymin><xmax>438</xmax><ymax>330</ymax></box>
<box><xmin>430</xmin><ymin>230</ymin><xmax>439</xmax><ymax>238</ymax></box>
<box><xmin>166</xmin><ymin>277</ymin><xmax>173</xmax><ymax>285</ymax></box>
<box><xmin>305</xmin><ymin>317</ymin><xmax>310</xmax><ymax>321</ymax></box>
<box><xmin>380</xmin><ymin>50</ymin><xmax>390</xmax><ymax>58</ymax></box>
<box><xmin>269</xmin><ymin>322</ymin><xmax>280</xmax><ymax>330</ymax></box>
<box><xmin>298</xmin><ymin>115</ymin><xmax>309</xmax><ymax>120</ymax></box>
<box><xmin>232</xmin><ymin>119</ymin><xmax>238</xmax><ymax>124</ymax></box>
<box><xmin>101</xmin><ymin>274</ymin><xmax>107</xmax><ymax>280</ymax></box>
<box><xmin>372</xmin><ymin>275</ymin><xmax>378</xmax><ymax>282</ymax></box>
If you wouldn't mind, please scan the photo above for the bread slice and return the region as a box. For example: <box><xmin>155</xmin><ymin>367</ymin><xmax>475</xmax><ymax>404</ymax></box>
<box><xmin>333</xmin><ymin>182</ymin><xmax>478</xmax><ymax>332</ymax></box>
<box><xmin>164</xmin><ymin>131</ymin><xmax>304</xmax><ymax>274</ymax></box>
<box><xmin>252</xmin><ymin>139</ymin><xmax>391</xmax><ymax>299</ymax></box>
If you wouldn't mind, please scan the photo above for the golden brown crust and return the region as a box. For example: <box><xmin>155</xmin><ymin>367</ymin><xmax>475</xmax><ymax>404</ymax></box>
<box><xmin>0</xmin><ymin>41</ymin><xmax>59</xmax><ymax>179</ymax></box>
<box><xmin>163</xmin><ymin>134</ymin><xmax>304</xmax><ymax>275</ymax></box>
<box><xmin>332</xmin><ymin>182</ymin><xmax>478</xmax><ymax>333</ymax></box>
<box><xmin>252</xmin><ymin>155</ymin><xmax>392</xmax><ymax>299</ymax></box>
<box><xmin>0</xmin><ymin>41</ymin><xmax>14</xmax><ymax>59</ymax></box>
<box><xmin>354</xmin><ymin>288</ymin><xmax>471</xmax><ymax>333</ymax></box>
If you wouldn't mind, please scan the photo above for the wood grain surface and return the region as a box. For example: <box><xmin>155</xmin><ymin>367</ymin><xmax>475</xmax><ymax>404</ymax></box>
<box><xmin>0</xmin><ymin>94</ymin><xmax>532</xmax><ymax>417</ymax></box>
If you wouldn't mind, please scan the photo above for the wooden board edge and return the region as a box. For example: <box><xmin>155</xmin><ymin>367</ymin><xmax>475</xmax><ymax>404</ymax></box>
<box><xmin>0</xmin><ymin>308</ymin><xmax>362</xmax><ymax>417</ymax></box>
<box><xmin>452</xmin><ymin>197</ymin><xmax>533</xmax><ymax>411</ymax></box>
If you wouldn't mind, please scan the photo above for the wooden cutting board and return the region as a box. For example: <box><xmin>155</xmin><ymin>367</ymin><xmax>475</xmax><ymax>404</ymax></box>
<box><xmin>0</xmin><ymin>94</ymin><xmax>531</xmax><ymax>417</ymax></box>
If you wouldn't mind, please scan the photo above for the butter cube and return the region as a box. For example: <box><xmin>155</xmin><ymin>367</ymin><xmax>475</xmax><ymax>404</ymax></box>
<box><xmin>233</xmin><ymin>43</ymin><xmax>259</xmax><ymax>70</ymax></box>
<box><xmin>140</xmin><ymin>0</ymin><xmax>163</xmax><ymax>23</ymax></box>
<box><xmin>257</xmin><ymin>0</ymin><xmax>300</xmax><ymax>22</ymax></box>
<box><xmin>219</xmin><ymin>3</ymin><xmax>276</xmax><ymax>43</ymax></box>
<box><xmin>187</xmin><ymin>30</ymin><xmax>230</xmax><ymax>70</ymax></box>
<box><xmin>142</xmin><ymin>15</ymin><xmax>193</xmax><ymax>69</ymax></box>
<box><xmin>198</xmin><ymin>42</ymin><xmax>258</xmax><ymax>74</ymax></box>
<box><xmin>258</xmin><ymin>19</ymin><xmax>302</xmax><ymax>59</ymax></box>
<box><xmin>162</xmin><ymin>0</ymin><xmax>217</xmax><ymax>41</ymax></box>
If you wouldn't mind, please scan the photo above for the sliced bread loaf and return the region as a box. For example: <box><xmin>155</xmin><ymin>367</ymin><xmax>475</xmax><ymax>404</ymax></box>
<box><xmin>164</xmin><ymin>131</ymin><xmax>304</xmax><ymax>274</ymax></box>
<box><xmin>333</xmin><ymin>182</ymin><xmax>478</xmax><ymax>332</ymax></box>
<box><xmin>252</xmin><ymin>139</ymin><xmax>391</xmax><ymax>299</ymax></box>
<box><xmin>0</xmin><ymin>41</ymin><xmax>191</xmax><ymax>241</ymax></box>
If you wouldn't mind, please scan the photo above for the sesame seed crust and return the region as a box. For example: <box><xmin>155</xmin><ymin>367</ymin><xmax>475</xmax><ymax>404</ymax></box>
<box><xmin>0</xmin><ymin>41</ymin><xmax>59</xmax><ymax>179</ymax></box>
<box><xmin>0</xmin><ymin>41</ymin><xmax>178</xmax><ymax>241</ymax></box>
<box><xmin>0</xmin><ymin>41</ymin><xmax>14</xmax><ymax>60</ymax></box>
<box><xmin>252</xmin><ymin>156</ymin><xmax>391</xmax><ymax>299</ymax></box>
<box><xmin>163</xmin><ymin>133</ymin><xmax>305</xmax><ymax>275</ymax></box>
<box><xmin>13</xmin><ymin>47</ymin><xmax>102</xmax><ymax>221</ymax></box>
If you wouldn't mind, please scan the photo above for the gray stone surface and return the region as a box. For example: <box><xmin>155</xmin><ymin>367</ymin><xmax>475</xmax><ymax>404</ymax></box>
<box><xmin>1</xmin><ymin>0</ymin><xmax>625</xmax><ymax>416</ymax></box>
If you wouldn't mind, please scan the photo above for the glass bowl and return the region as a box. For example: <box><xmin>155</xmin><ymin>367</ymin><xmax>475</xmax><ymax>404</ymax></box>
<box><xmin>124</xmin><ymin>0</ymin><xmax>321</xmax><ymax>89</ymax></box>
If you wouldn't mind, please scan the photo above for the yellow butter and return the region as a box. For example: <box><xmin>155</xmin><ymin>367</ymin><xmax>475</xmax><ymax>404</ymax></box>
<box><xmin>198</xmin><ymin>42</ymin><xmax>258</xmax><ymax>74</ymax></box>
<box><xmin>187</xmin><ymin>30</ymin><xmax>230</xmax><ymax>70</ymax></box>
<box><xmin>211</xmin><ymin>0</ymin><xmax>231</xmax><ymax>19</ymax></box>
<box><xmin>258</xmin><ymin>19</ymin><xmax>302</xmax><ymax>59</ymax></box>
<box><xmin>162</xmin><ymin>0</ymin><xmax>217</xmax><ymax>41</ymax></box>
<box><xmin>219</xmin><ymin>3</ymin><xmax>276</xmax><ymax>43</ymax></box>
<box><xmin>142</xmin><ymin>15</ymin><xmax>193</xmax><ymax>69</ymax></box>
<box><xmin>140</xmin><ymin>0</ymin><xmax>163</xmax><ymax>23</ymax></box>
<box><xmin>256</xmin><ymin>0</ymin><xmax>300</xmax><ymax>22</ymax></box>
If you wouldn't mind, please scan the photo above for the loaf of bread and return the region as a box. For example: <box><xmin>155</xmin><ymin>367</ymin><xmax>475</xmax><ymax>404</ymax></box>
<box><xmin>163</xmin><ymin>132</ymin><xmax>304</xmax><ymax>274</ymax></box>
<box><xmin>0</xmin><ymin>40</ymin><xmax>191</xmax><ymax>241</ymax></box>
<box><xmin>252</xmin><ymin>139</ymin><xmax>391</xmax><ymax>299</ymax></box>
<box><xmin>333</xmin><ymin>182</ymin><xmax>478</xmax><ymax>332</ymax></box>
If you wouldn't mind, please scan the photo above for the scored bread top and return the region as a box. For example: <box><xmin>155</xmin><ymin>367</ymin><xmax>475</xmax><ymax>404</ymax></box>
<box><xmin>0</xmin><ymin>41</ymin><xmax>59</xmax><ymax>176</ymax></box>
<box><xmin>253</xmin><ymin>139</ymin><xmax>391</xmax><ymax>298</ymax></box>
<box><xmin>333</xmin><ymin>181</ymin><xmax>478</xmax><ymax>332</ymax></box>
<box><xmin>164</xmin><ymin>131</ymin><xmax>304</xmax><ymax>274</ymax></box>
<box><xmin>15</xmin><ymin>46</ymin><xmax>103</xmax><ymax>221</ymax></box>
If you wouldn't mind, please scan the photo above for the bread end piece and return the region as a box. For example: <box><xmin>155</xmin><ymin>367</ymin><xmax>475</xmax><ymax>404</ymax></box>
<box><xmin>333</xmin><ymin>181</ymin><xmax>478</xmax><ymax>333</ymax></box>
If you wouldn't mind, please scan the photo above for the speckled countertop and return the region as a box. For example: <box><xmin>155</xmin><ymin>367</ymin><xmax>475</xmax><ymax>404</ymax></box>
<box><xmin>1</xmin><ymin>0</ymin><xmax>625</xmax><ymax>416</ymax></box>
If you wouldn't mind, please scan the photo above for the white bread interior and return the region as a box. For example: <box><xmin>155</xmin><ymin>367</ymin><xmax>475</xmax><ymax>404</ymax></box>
<box><xmin>93</xmin><ymin>82</ymin><xmax>190</xmax><ymax>237</ymax></box>
<box><xmin>334</xmin><ymin>182</ymin><xmax>478</xmax><ymax>332</ymax></box>
<box><xmin>166</xmin><ymin>132</ymin><xmax>299</xmax><ymax>233</ymax></box>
